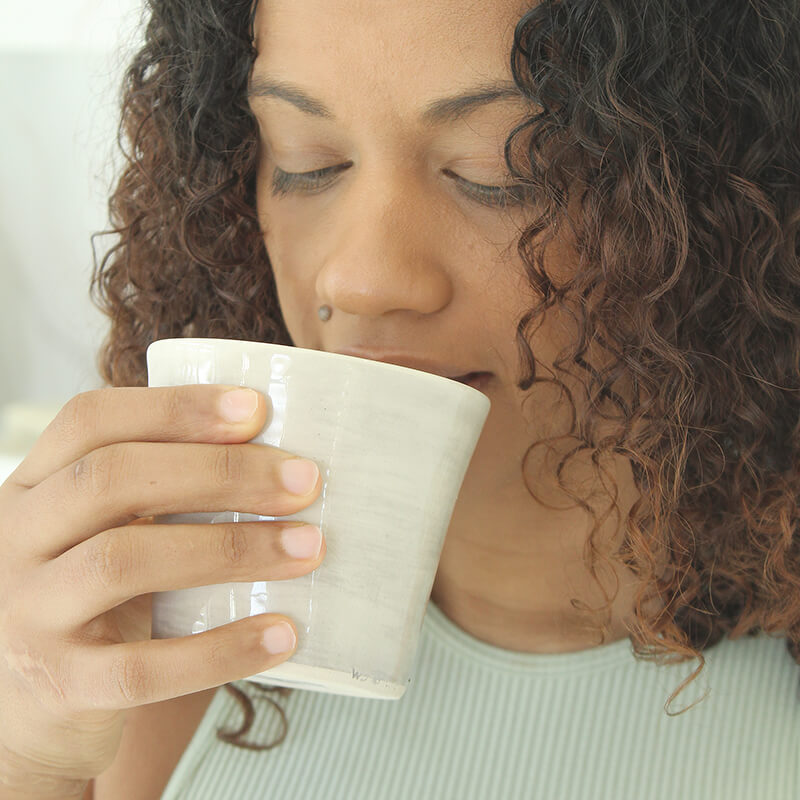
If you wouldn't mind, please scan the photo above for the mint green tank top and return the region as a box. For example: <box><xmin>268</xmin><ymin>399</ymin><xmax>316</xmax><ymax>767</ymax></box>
<box><xmin>161</xmin><ymin>600</ymin><xmax>799</xmax><ymax>799</ymax></box>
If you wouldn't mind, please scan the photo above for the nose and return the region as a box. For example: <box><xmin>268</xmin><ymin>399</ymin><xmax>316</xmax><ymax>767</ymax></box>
<box><xmin>314</xmin><ymin>170</ymin><xmax>454</xmax><ymax>318</ymax></box>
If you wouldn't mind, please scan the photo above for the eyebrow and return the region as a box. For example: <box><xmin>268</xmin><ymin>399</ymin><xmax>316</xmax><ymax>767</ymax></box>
<box><xmin>246</xmin><ymin>75</ymin><xmax>527</xmax><ymax>125</ymax></box>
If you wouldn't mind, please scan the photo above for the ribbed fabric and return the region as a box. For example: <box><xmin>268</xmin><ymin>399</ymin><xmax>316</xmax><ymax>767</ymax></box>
<box><xmin>161</xmin><ymin>600</ymin><xmax>800</xmax><ymax>800</ymax></box>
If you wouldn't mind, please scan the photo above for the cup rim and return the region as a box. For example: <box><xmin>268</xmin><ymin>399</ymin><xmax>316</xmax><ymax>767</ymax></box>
<box><xmin>147</xmin><ymin>337</ymin><xmax>491</xmax><ymax>406</ymax></box>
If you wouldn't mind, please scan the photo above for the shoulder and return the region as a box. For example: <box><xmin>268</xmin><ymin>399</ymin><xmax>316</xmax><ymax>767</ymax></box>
<box><xmin>704</xmin><ymin>631</ymin><xmax>797</xmax><ymax>680</ymax></box>
<box><xmin>673</xmin><ymin>632</ymin><xmax>800</xmax><ymax>725</ymax></box>
<box><xmin>93</xmin><ymin>687</ymin><xmax>218</xmax><ymax>800</ymax></box>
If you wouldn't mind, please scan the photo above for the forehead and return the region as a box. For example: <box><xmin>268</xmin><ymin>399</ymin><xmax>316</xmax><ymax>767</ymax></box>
<box><xmin>252</xmin><ymin>0</ymin><xmax>531</xmax><ymax>114</ymax></box>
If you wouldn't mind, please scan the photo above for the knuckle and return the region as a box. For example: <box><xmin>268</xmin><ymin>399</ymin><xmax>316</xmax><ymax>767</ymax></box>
<box><xmin>57</xmin><ymin>390</ymin><xmax>106</xmax><ymax>445</ymax></box>
<box><xmin>218</xmin><ymin>523</ymin><xmax>251</xmax><ymax>568</ymax></box>
<box><xmin>71</xmin><ymin>454</ymin><xmax>100</xmax><ymax>500</ymax></box>
<box><xmin>209</xmin><ymin>446</ymin><xmax>245</xmax><ymax>489</ymax></box>
<box><xmin>71</xmin><ymin>444</ymin><xmax>129</xmax><ymax>501</ymax></box>
<box><xmin>206</xmin><ymin>633</ymin><xmax>230</xmax><ymax>672</ymax></box>
<box><xmin>107</xmin><ymin>649</ymin><xmax>149</xmax><ymax>706</ymax></box>
<box><xmin>160</xmin><ymin>387</ymin><xmax>188</xmax><ymax>430</ymax></box>
<box><xmin>82</xmin><ymin>531</ymin><xmax>131</xmax><ymax>593</ymax></box>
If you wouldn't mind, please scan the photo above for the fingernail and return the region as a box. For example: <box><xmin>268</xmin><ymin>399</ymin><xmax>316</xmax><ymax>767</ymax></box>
<box><xmin>281</xmin><ymin>458</ymin><xmax>320</xmax><ymax>495</ymax></box>
<box><xmin>263</xmin><ymin>622</ymin><xmax>296</xmax><ymax>654</ymax></box>
<box><xmin>281</xmin><ymin>524</ymin><xmax>323</xmax><ymax>559</ymax></box>
<box><xmin>219</xmin><ymin>388</ymin><xmax>259</xmax><ymax>423</ymax></box>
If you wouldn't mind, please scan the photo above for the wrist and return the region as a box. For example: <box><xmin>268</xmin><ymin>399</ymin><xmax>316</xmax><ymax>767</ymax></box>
<box><xmin>0</xmin><ymin>774</ymin><xmax>88</xmax><ymax>800</ymax></box>
<box><xmin>0</xmin><ymin>779</ymin><xmax>87</xmax><ymax>800</ymax></box>
<box><xmin>0</xmin><ymin>789</ymin><xmax>86</xmax><ymax>800</ymax></box>
<box><xmin>0</xmin><ymin>752</ymin><xmax>89</xmax><ymax>800</ymax></box>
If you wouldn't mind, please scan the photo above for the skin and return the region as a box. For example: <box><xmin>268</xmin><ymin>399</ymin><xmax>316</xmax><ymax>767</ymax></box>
<box><xmin>0</xmin><ymin>2</ymin><xmax>665</xmax><ymax>797</ymax></box>
<box><xmin>251</xmin><ymin>0</ymin><xmax>647</xmax><ymax>653</ymax></box>
<box><xmin>0</xmin><ymin>381</ymin><xmax>325</xmax><ymax>798</ymax></box>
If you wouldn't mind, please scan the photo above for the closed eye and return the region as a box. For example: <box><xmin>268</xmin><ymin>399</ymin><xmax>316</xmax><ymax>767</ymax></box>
<box><xmin>270</xmin><ymin>164</ymin><xmax>534</xmax><ymax>208</ymax></box>
<box><xmin>441</xmin><ymin>169</ymin><xmax>535</xmax><ymax>208</ymax></box>
<box><xmin>271</xmin><ymin>164</ymin><xmax>351</xmax><ymax>197</ymax></box>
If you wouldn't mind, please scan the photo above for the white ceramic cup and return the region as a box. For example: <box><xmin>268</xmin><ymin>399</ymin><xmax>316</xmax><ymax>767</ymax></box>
<box><xmin>146</xmin><ymin>338</ymin><xmax>490</xmax><ymax>699</ymax></box>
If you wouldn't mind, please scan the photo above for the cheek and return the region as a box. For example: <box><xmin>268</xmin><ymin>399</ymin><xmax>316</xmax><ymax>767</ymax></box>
<box><xmin>256</xmin><ymin>166</ymin><xmax>319</xmax><ymax>274</ymax></box>
<box><xmin>264</xmin><ymin>233</ymin><xmax>314</xmax><ymax>342</ymax></box>
<box><xmin>256</xmin><ymin>194</ymin><xmax>319</xmax><ymax>343</ymax></box>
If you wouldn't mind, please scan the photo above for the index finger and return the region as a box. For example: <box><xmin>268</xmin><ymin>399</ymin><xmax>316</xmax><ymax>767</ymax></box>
<box><xmin>10</xmin><ymin>385</ymin><xmax>271</xmax><ymax>489</ymax></box>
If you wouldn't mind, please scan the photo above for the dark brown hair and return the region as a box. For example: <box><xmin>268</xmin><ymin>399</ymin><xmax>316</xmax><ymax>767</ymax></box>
<box><xmin>91</xmin><ymin>0</ymin><xmax>800</xmax><ymax>748</ymax></box>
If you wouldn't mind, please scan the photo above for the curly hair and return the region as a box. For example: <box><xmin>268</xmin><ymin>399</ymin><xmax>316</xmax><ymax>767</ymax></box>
<box><xmin>91</xmin><ymin>0</ymin><xmax>800</xmax><ymax>749</ymax></box>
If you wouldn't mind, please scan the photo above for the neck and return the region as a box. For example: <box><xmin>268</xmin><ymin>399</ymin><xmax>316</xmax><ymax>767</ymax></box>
<box><xmin>431</xmin><ymin>450</ymin><xmax>645</xmax><ymax>654</ymax></box>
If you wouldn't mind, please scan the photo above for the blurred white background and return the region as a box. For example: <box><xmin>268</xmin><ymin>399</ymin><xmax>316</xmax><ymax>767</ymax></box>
<box><xmin>0</xmin><ymin>0</ymin><xmax>145</xmax><ymax>476</ymax></box>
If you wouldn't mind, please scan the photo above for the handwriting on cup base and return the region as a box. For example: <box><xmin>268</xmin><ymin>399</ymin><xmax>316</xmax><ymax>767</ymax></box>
<box><xmin>351</xmin><ymin>667</ymin><xmax>395</xmax><ymax>689</ymax></box>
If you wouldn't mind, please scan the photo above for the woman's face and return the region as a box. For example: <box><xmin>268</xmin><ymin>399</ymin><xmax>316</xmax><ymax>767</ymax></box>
<box><xmin>249</xmin><ymin>0</ymin><xmax>581</xmax><ymax>502</ymax></box>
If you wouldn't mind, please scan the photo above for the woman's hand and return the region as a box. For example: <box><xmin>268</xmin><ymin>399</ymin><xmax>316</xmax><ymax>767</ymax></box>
<box><xmin>0</xmin><ymin>385</ymin><xmax>324</xmax><ymax>798</ymax></box>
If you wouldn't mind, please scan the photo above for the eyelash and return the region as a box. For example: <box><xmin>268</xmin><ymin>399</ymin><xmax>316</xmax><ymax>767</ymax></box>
<box><xmin>270</xmin><ymin>164</ymin><xmax>533</xmax><ymax>209</ymax></box>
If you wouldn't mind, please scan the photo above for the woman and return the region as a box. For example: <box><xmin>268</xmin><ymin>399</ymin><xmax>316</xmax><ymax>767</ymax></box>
<box><xmin>1</xmin><ymin>0</ymin><xmax>798</xmax><ymax>797</ymax></box>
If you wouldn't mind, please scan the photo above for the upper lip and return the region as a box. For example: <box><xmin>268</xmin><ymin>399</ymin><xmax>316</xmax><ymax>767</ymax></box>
<box><xmin>332</xmin><ymin>347</ymin><xmax>487</xmax><ymax>379</ymax></box>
